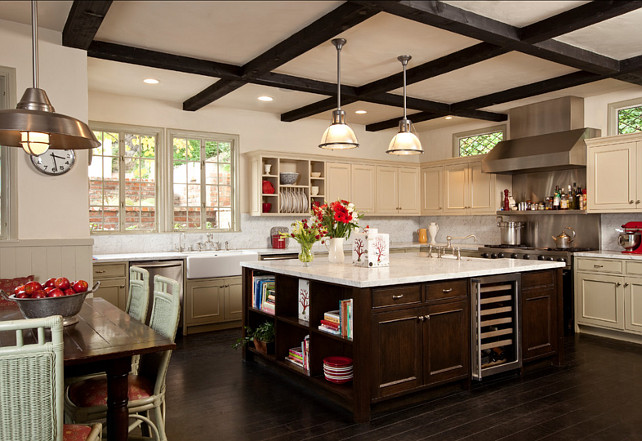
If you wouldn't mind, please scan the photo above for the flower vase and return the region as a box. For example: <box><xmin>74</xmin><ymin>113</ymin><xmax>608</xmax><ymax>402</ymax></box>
<box><xmin>298</xmin><ymin>243</ymin><xmax>314</xmax><ymax>266</ymax></box>
<box><xmin>326</xmin><ymin>237</ymin><xmax>345</xmax><ymax>264</ymax></box>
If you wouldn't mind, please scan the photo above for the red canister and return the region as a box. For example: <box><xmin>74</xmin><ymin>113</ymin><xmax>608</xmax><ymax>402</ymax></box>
<box><xmin>271</xmin><ymin>234</ymin><xmax>286</xmax><ymax>249</ymax></box>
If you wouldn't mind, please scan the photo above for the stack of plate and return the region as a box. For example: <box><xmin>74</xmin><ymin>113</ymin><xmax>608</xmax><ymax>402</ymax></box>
<box><xmin>323</xmin><ymin>356</ymin><xmax>353</xmax><ymax>384</ymax></box>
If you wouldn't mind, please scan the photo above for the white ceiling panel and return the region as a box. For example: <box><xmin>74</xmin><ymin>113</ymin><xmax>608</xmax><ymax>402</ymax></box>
<box><xmin>205</xmin><ymin>83</ymin><xmax>328</xmax><ymax>113</ymax></box>
<box><xmin>95</xmin><ymin>1</ymin><xmax>341</xmax><ymax>65</ymax></box>
<box><xmin>0</xmin><ymin>1</ymin><xmax>72</xmax><ymax>31</ymax></box>
<box><xmin>274</xmin><ymin>12</ymin><xmax>480</xmax><ymax>85</ymax></box>
<box><xmin>399</xmin><ymin>52</ymin><xmax>578</xmax><ymax>104</ymax></box>
<box><xmin>555</xmin><ymin>9</ymin><xmax>642</xmax><ymax>60</ymax></box>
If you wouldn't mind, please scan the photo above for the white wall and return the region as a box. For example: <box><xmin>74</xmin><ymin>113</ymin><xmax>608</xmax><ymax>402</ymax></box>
<box><xmin>0</xmin><ymin>19</ymin><xmax>90</xmax><ymax>240</ymax></box>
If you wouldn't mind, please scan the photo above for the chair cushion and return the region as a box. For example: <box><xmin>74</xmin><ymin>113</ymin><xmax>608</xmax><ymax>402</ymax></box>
<box><xmin>63</xmin><ymin>424</ymin><xmax>92</xmax><ymax>441</ymax></box>
<box><xmin>68</xmin><ymin>375</ymin><xmax>154</xmax><ymax>407</ymax></box>
<box><xmin>0</xmin><ymin>275</ymin><xmax>34</xmax><ymax>306</ymax></box>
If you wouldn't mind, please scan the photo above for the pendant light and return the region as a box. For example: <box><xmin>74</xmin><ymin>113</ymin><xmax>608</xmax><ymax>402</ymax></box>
<box><xmin>386</xmin><ymin>55</ymin><xmax>424</xmax><ymax>155</ymax></box>
<box><xmin>0</xmin><ymin>1</ymin><xmax>100</xmax><ymax>156</ymax></box>
<box><xmin>319</xmin><ymin>38</ymin><xmax>359</xmax><ymax>150</ymax></box>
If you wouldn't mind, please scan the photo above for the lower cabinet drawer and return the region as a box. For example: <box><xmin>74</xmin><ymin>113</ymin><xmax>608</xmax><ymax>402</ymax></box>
<box><xmin>425</xmin><ymin>279</ymin><xmax>467</xmax><ymax>301</ymax></box>
<box><xmin>625</xmin><ymin>260</ymin><xmax>642</xmax><ymax>276</ymax></box>
<box><xmin>576</xmin><ymin>258</ymin><xmax>622</xmax><ymax>274</ymax></box>
<box><xmin>93</xmin><ymin>263</ymin><xmax>127</xmax><ymax>278</ymax></box>
<box><xmin>372</xmin><ymin>284</ymin><xmax>422</xmax><ymax>308</ymax></box>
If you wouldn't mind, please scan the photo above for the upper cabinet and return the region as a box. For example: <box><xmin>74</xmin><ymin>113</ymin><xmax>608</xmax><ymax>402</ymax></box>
<box><xmin>375</xmin><ymin>166</ymin><xmax>420</xmax><ymax>215</ymax></box>
<box><xmin>421</xmin><ymin>165</ymin><xmax>443</xmax><ymax>215</ymax></box>
<box><xmin>326</xmin><ymin>162</ymin><xmax>351</xmax><ymax>203</ymax></box>
<box><xmin>441</xmin><ymin>157</ymin><xmax>503</xmax><ymax>215</ymax></box>
<box><xmin>587</xmin><ymin>133</ymin><xmax>642</xmax><ymax>213</ymax></box>
<box><xmin>351</xmin><ymin>164</ymin><xmax>376</xmax><ymax>214</ymax></box>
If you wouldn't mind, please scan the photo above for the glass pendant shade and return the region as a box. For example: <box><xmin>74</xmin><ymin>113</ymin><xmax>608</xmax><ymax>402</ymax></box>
<box><xmin>387</xmin><ymin>118</ymin><xmax>423</xmax><ymax>155</ymax></box>
<box><xmin>387</xmin><ymin>55</ymin><xmax>423</xmax><ymax>155</ymax></box>
<box><xmin>0</xmin><ymin>1</ymin><xmax>100</xmax><ymax>155</ymax></box>
<box><xmin>319</xmin><ymin>110</ymin><xmax>359</xmax><ymax>150</ymax></box>
<box><xmin>320</xmin><ymin>38</ymin><xmax>358</xmax><ymax>150</ymax></box>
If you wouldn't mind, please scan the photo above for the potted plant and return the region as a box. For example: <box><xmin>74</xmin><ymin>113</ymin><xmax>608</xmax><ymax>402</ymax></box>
<box><xmin>234</xmin><ymin>321</ymin><xmax>275</xmax><ymax>354</ymax></box>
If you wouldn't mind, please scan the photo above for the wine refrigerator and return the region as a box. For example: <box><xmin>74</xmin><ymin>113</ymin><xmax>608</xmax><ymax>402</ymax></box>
<box><xmin>471</xmin><ymin>274</ymin><xmax>522</xmax><ymax>380</ymax></box>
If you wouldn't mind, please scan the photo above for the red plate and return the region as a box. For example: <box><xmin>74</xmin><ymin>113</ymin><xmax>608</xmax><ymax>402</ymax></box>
<box><xmin>323</xmin><ymin>356</ymin><xmax>352</xmax><ymax>367</ymax></box>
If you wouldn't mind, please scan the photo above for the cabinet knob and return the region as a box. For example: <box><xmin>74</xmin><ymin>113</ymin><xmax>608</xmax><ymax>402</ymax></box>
<box><xmin>418</xmin><ymin>316</ymin><xmax>425</xmax><ymax>322</ymax></box>
<box><xmin>120</xmin><ymin>285</ymin><xmax>125</xmax><ymax>289</ymax></box>
<box><xmin>616</xmin><ymin>282</ymin><xmax>622</xmax><ymax>287</ymax></box>
<box><xmin>637</xmin><ymin>200</ymin><xmax>640</xmax><ymax>204</ymax></box>
<box><xmin>442</xmin><ymin>288</ymin><xmax>453</xmax><ymax>293</ymax></box>
<box><xmin>624</xmin><ymin>282</ymin><xmax>629</xmax><ymax>288</ymax></box>
<box><xmin>392</xmin><ymin>294</ymin><xmax>404</xmax><ymax>300</ymax></box>
<box><xmin>424</xmin><ymin>315</ymin><xmax>430</xmax><ymax>320</ymax></box>
<box><xmin>630</xmin><ymin>200</ymin><xmax>635</xmax><ymax>204</ymax></box>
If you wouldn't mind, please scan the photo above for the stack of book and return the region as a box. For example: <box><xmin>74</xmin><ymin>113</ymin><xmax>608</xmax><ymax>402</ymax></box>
<box><xmin>285</xmin><ymin>335</ymin><xmax>310</xmax><ymax>374</ymax></box>
<box><xmin>252</xmin><ymin>274</ymin><xmax>276</xmax><ymax>315</ymax></box>
<box><xmin>318</xmin><ymin>299</ymin><xmax>353</xmax><ymax>340</ymax></box>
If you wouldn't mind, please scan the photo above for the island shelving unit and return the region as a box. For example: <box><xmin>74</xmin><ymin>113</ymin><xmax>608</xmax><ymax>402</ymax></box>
<box><xmin>241</xmin><ymin>254</ymin><xmax>564</xmax><ymax>422</ymax></box>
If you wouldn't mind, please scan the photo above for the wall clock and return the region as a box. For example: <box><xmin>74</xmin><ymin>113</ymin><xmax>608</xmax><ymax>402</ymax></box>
<box><xmin>30</xmin><ymin>150</ymin><xmax>76</xmax><ymax>176</ymax></box>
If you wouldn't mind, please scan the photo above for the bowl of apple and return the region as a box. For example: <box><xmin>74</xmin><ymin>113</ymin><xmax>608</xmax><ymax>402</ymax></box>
<box><xmin>0</xmin><ymin>278</ymin><xmax>100</xmax><ymax>326</ymax></box>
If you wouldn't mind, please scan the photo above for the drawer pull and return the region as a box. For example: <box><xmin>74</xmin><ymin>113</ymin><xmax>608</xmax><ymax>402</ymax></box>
<box><xmin>392</xmin><ymin>294</ymin><xmax>404</xmax><ymax>300</ymax></box>
<box><xmin>424</xmin><ymin>315</ymin><xmax>430</xmax><ymax>320</ymax></box>
<box><xmin>442</xmin><ymin>288</ymin><xmax>453</xmax><ymax>293</ymax></box>
<box><xmin>593</xmin><ymin>265</ymin><xmax>603</xmax><ymax>268</ymax></box>
<box><xmin>95</xmin><ymin>270</ymin><xmax>106</xmax><ymax>274</ymax></box>
<box><xmin>418</xmin><ymin>315</ymin><xmax>425</xmax><ymax>321</ymax></box>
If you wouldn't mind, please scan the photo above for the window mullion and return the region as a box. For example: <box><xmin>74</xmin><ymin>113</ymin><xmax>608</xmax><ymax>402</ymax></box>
<box><xmin>119</xmin><ymin>137</ymin><xmax>126</xmax><ymax>232</ymax></box>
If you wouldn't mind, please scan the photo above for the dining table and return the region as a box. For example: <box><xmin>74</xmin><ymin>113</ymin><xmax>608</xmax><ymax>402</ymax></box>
<box><xmin>0</xmin><ymin>297</ymin><xmax>176</xmax><ymax>441</ymax></box>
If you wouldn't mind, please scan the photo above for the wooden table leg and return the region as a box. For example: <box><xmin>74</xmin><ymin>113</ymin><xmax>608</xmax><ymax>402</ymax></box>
<box><xmin>106</xmin><ymin>357</ymin><xmax>131</xmax><ymax>441</ymax></box>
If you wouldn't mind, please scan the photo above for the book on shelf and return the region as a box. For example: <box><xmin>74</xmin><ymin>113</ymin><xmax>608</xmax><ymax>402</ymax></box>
<box><xmin>324</xmin><ymin>310</ymin><xmax>340</xmax><ymax>324</ymax></box>
<box><xmin>285</xmin><ymin>337</ymin><xmax>310</xmax><ymax>374</ymax></box>
<box><xmin>252</xmin><ymin>274</ymin><xmax>276</xmax><ymax>314</ymax></box>
<box><xmin>320</xmin><ymin>300</ymin><xmax>353</xmax><ymax>340</ymax></box>
<box><xmin>319</xmin><ymin>319</ymin><xmax>340</xmax><ymax>330</ymax></box>
<box><xmin>318</xmin><ymin>324</ymin><xmax>341</xmax><ymax>335</ymax></box>
<box><xmin>303</xmin><ymin>335</ymin><xmax>310</xmax><ymax>374</ymax></box>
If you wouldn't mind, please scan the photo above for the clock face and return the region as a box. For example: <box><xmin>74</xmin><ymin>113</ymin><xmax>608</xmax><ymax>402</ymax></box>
<box><xmin>30</xmin><ymin>150</ymin><xmax>76</xmax><ymax>176</ymax></box>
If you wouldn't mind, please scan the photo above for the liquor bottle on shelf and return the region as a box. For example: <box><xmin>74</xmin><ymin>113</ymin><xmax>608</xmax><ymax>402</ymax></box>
<box><xmin>553</xmin><ymin>186</ymin><xmax>560</xmax><ymax>210</ymax></box>
<box><xmin>568</xmin><ymin>184</ymin><xmax>575</xmax><ymax>210</ymax></box>
<box><xmin>576</xmin><ymin>185</ymin><xmax>582</xmax><ymax>210</ymax></box>
<box><xmin>582</xmin><ymin>188</ymin><xmax>587</xmax><ymax>210</ymax></box>
<box><xmin>560</xmin><ymin>188</ymin><xmax>568</xmax><ymax>210</ymax></box>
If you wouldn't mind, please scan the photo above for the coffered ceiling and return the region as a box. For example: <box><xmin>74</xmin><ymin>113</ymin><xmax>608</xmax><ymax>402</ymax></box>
<box><xmin>1</xmin><ymin>1</ymin><xmax>641</xmax><ymax>131</ymax></box>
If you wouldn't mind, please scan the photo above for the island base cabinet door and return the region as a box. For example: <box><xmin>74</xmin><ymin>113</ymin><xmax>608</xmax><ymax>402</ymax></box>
<box><xmin>624</xmin><ymin>277</ymin><xmax>642</xmax><ymax>333</ymax></box>
<box><xmin>371</xmin><ymin>309</ymin><xmax>422</xmax><ymax>398</ymax></box>
<box><xmin>576</xmin><ymin>274</ymin><xmax>624</xmax><ymax>330</ymax></box>
<box><xmin>521</xmin><ymin>271</ymin><xmax>557</xmax><ymax>361</ymax></box>
<box><xmin>423</xmin><ymin>300</ymin><xmax>469</xmax><ymax>385</ymax></box>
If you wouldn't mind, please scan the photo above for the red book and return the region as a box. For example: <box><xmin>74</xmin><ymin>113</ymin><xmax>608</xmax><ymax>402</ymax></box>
<box><xmin>320</xmin><ymin>319</ymin><xmax>340</xmax><ymax>329</ymax></box>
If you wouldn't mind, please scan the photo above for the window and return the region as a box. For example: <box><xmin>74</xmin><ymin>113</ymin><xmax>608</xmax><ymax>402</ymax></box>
<box><xmin>608</xmin><ymin>97</ymin><xmax>642</xmax><ymax>135</ymax></box>
<box><xmin>169</xmin><ymin>130</ymin><xmax>239</xmax><ymax>232</ymax></box>
<box><xmin>0</xmin><ymin>66</ymin><xmax>16</xmax><ymax>240</ymax></box>
<box><xmin>89</xmin><ymin>124</ymin><xmax>160</xmax><ymax>233</ymax></box>
<box><xmin>453</xmin><ymin>125</ymin><xmax>505</xmax><ymax>157</ymax></box>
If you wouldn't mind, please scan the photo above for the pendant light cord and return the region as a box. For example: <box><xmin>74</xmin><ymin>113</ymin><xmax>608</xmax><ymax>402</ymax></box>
<box><xmin>399</xmin><ymin>55</ymin><xmax>411</xmax><ymax>121</ymax></box>
<box><xmin>333</xmin><ymin>39</ymin><xmax>345</xmax><ymax>111</ymax></box>
<box><xmin>31</xmin><ymin>0</ymin><xmax>39</xmax><ymax>89</ymax></box>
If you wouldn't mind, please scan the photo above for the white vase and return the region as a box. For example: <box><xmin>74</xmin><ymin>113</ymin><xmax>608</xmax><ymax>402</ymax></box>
<box><xmin>326</xmin><ymin>237</ymin><xmax>345</xmax><ymax>264</ymax></box>
<box><xmin>428</xmin><ymin>222</ymin><xmax>439</xmax><ymax>245</ymax></box>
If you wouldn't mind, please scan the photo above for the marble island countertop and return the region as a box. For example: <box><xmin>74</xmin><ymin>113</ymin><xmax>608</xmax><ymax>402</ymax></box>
<box><xmin>241</xmin><ymin>253</ymin><xmax>564</xmax><ymax>288</ymax></box>
<box><xmin>573</xmin><ymin>250</ymin><xmax>642</xmax><ymax>260</ymax></box>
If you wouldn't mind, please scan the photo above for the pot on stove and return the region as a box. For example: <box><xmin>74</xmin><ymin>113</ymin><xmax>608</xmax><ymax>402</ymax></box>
<box><xmin>552</xmin><ymin>226</ymin><xmax>575</xmax><ymax>249</ymax></box>
<box><xmin>497</xmin><ymin>216</ymin><xmax>525</xmax><ymax>246</ymax></box>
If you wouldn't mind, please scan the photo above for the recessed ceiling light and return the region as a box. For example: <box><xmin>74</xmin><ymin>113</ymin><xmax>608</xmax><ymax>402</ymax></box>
<box><xmin>444</xmin><ymin>115</ymin><xmax>453</xmax><ymax>120</ymax></box>
<box><xmin>143</xmin><ymin>78</ymin><xmax>159</xmax><ymax>85</ymax></box>
<box><xmin>258</xmin><ymin>96</ymin><xmax>273</xmax><ymax>102</ymax></box>
<box><xmin>355</xmin><ymin>110</ymin><xmax>367</xmax><ymax>114</ymax></box>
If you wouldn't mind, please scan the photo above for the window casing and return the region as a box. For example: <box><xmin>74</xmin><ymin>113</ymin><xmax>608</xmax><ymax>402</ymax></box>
<box><xmin>89</xmin><ymin>124</ymin><xmax>161</xmax><ymax>233</ymax></box>
<box><xmin>608</xmin><ymin>97</ymin><xmax>642</xmax><ymax>135</ymax></box>
<box><xmin>169</xmin><ymin>130</ymin><xmax>239</xmax><ymax>232</ymax></box>
<box><xmin>453</xmin><ymin>125</ymin><xmax>505</xmax><ymax>157</ymax></box>
<box><xmin>0</xmin><ymin>66</ymin><xmax>16</xmax><ymax>240</ymax></box>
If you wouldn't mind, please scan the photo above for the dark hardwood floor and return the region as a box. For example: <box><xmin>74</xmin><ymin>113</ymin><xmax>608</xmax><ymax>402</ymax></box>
<box><xmin>165</xmin><ymin>330</ymin><xmax>642</xmax><ymax>441</ymax></box>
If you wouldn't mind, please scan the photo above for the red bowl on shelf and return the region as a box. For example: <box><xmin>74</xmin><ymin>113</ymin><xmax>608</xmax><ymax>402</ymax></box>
<box><xmin>262</xmin><ymin>202</ymin><xmax>272</xmax><ymax>213</ymax></box>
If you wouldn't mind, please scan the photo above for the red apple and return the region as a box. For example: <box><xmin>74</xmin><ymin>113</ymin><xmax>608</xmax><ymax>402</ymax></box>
<box><xmin>49</xmin><ymin>288</ymin><xmax>64</xmax><ymax>297</ymax></box>
<box><xmin>72</xmin><ymin>280</ymin><xmax>89</xmax><ymax>293</ymax></box>
<box><xmin>44</xmin><ymin>286</ymin><xmax>55</xmax><ymax>294</ymax></box>
<box><xmin>24</xmin><ymin>281</ymin><xmax>43</xmax><ymax>295</ymax></box>
<box><xmin>15</xmin><ymin>290</ymin><xmax>28</xmax><ymax>299</ymax></box>
<box><xmin>54</xmin><ymin>277</ymin><xmax>70</xmax><ymax>290</ymax></box>
<box><xmin>44</xmin><ymin>277</ymin><xmax>57</xmax><ymax>288</ymax></box>
<box><xmin>14</xmin><ymin>285</ymin><xmax>25</xmax><ymax>294</ymax></box>
<box><xmin>32</xmin><ymin>289</ymin><xmax>48</xmax><ymax>298</ymax></box>
<box><xmin>64</xmin><ymin>288</ymin><xmax>76</xmax><ymax>296</ymax></box>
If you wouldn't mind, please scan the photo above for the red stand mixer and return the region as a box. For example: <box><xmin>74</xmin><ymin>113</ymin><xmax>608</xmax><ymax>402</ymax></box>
<box><xmin>618</xmin><ymin>222</ymin><xmax>642</xmax><ymax>253</ymax></box>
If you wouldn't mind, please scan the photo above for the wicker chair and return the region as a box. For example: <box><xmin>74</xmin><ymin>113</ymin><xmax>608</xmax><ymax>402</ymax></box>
<box><xmin>65</xmin><ymin>276</ymin><xmax>181</xmax><ymax>441</ymax></box>
<box><xmin>0</xmin><ymin>315</ymin><xmax>101</xmax><ymax>441</ymax></box>
<box><xmin>126</xmin><ymin>266</ymin><xmax>150</xmax><ymax>324</ymax></box>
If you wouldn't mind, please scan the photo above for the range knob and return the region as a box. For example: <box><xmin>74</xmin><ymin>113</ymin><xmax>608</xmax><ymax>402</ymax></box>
<box><xmin>538</xmin><ymin>255</ymin><xmax>546</xmax><ymax>260</ymax></box>
<box><xmin>481</xmin><ymin>253</ymin><xmax>489</xmax><ymax>258</ymax></box>
<box><xmin>490</xmin><ymin>253</ymin><xmax>498</xmax><ymax>259</ymax></box>
<box><xmin>548</xmin><ymin>256</ymin><xmax>555</xmax><ymax>261</ymax></box>
<box><xmin>523</xmin><ymin>254</ymin><xmax>530</xmax><ymax>260</ymax></box>
<box><xmin>497</xmin><ymin>252</ymin><xmax>505</xmax><ymax>258</ymax></box>
<box><xmin>510</xmin><ymin>253</ymin><xmax>518</xmax><ymax>259</ymax></box>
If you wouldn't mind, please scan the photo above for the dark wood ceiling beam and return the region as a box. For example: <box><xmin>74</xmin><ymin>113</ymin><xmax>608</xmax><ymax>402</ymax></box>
<box><xmin>366</xmin><ymin>113</ymin><xmax>440</xmax><ymax>132</ymax></box>
<box><xmin>366</xmin><ymin>0</ymin><xmax>620</xmax><ymax>75</ymax></box>
<box><xmin>252</xmin><ymin>72</ymin><xmax>356</xmax><ymax>96</ymax></box>
<box><xmin>62</xmin><ymin>1</ymin><xmax>112</xmax><ymax>50</ymax></box>
<box><xmin>183</xmin><ymin>2</ymin><xmax>380</xmax><ymax>111</ymax></box>
<box><xmin>614</xmin><ymin>55</ymin><xmax>642</xmax><ymax>86</ymax></box>
<box><xmin>520</xmin><ymin>1</ymin><xmax>642</xmax><ymax>43</ymax></box>
<box><xmin>365</xmin><ymin>108</ymin><xmax>507</xmax><ymax>132</ymax></box>
<box><xmin>281</xmin><ymin>97</ymin><xmax>359</xmax><ymax>122</ymax></box>
<box><xmin>88</xmin><ymin>41</ymin><xmax>241</xmax><ymax>78</ymax></box>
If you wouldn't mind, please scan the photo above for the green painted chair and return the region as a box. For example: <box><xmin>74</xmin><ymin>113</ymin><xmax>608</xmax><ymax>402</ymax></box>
<box><xmin>126</xmin><ymin>266</ymin><xmax>150</xmax><ymax>324</ymax></box>
<box><xmin>0</xmin><ymin>315</ymin><xmax>101</xmax><ymax>441</ymax></box>
<box><xmin>65</xmin><ymin>275</ymin><xmax>181</xmax><ymax>441</ymax></box>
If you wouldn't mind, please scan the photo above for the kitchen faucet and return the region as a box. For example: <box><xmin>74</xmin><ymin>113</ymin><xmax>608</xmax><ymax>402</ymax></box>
<box><xmin>445</xmin><ymin>234</ymin><xmax>478</xmax><ymax>255</ymax></box>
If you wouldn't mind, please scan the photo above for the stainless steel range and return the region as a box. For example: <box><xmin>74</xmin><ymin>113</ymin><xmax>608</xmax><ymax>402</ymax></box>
<box><xmin>477</xmin><ymin>244</ymin><xmax>597</xmax><ymax>335</ymax></box>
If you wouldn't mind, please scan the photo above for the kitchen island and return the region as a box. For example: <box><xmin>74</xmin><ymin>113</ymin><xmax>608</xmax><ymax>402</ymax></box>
<box><xmin>241</xmin><ymin>254</ymin><xmax>565</xmax><ymax>422</ymax></box>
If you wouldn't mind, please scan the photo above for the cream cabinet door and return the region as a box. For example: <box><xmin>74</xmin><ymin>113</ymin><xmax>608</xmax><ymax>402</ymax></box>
<box><xmin>326</xmin><ymin>162</ymin><xmax>351</xmax><ymax>202</ymax></box>
<box><xmin>375</xmin><ymin>166</ymin><xmax>399</xmax><ymax>214</ymax></box>
<box><xmin>468</xmin><ymin>161</ymin><xmax>496</xmax><ymax>214</ymax></box>
<box><xmin>224</xmin><ymin>277</ymin><xmax>243</xmax><ymax>322</ymax></box>
<box><xmin>185</xmin><ymin>278</ymin><xmax>225</xmax><ymax>326</ymax></box>
<box><xmin>625</xmin><ymin>276</ymin><xmax>642</xmax><ymax>333</ymax></box>
<box><xmin>443</xmin><ymin>163</ymin><xmax>468</xmax><ymax>214</ymax></box>
<box><xmin>588</xmin><ymin>141</ymin><xmax>637</xmax><ymax>212</ymax></box>
<box><xmin>421</xmin><ymin>165</ymin><xmax>443</xmax><ymax>215</ymax></box>
<box><xmin>93</xmin><ymin>278</ymin><xmax>127</xmax><ymax>310</ymax></box>
<box><xmin>398</xmin><ymin>167</ymin><xmax>420</xmax><ymax>214</ymax></box>
<box><xmin>351</xmin><ymin>164</ymin><xmax>376</xmax><ymax>213</ymax></box>
<box><xmin>576</xmin><ymin>273</ymin><xmax>625</xmax><ymax>330</ymax></box>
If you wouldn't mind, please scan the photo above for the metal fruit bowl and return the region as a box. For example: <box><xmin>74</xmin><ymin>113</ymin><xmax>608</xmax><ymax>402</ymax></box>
<box><xmin>279</xmin><ymin>172</ymin><xmax>299</xmax><ymax>185</ymax></box>
<box><xmin>0</xmin><ymin>281</ymin><xmax>100</xmax><ymax>326</ymax></box>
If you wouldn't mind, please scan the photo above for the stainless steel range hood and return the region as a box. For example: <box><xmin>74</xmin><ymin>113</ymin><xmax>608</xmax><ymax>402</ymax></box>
<box><xmin>482</xmin><ymin>97</ymin><xmax>601</xmax><ymax>174</ymax></box>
